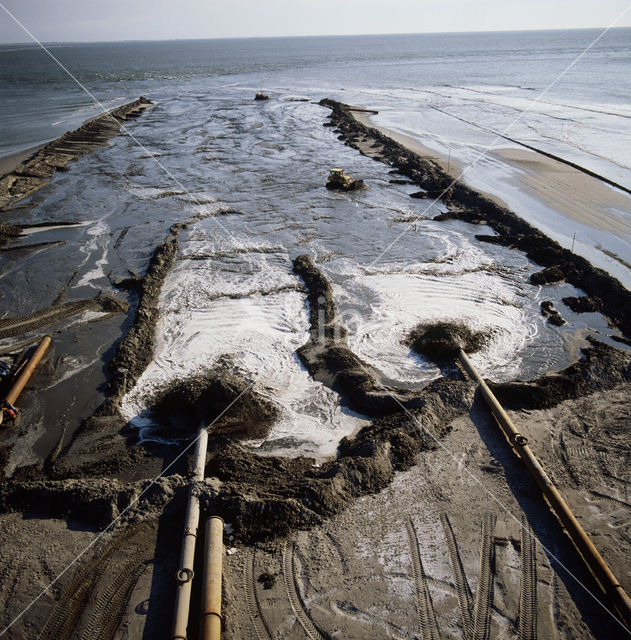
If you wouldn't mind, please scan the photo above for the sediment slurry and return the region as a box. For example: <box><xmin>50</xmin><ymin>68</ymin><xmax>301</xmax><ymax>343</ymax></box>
<box><xmin>319</xmin><ymin>99</ymin><xmax>631</xmax><ymax>338</ymax></box>
<box><xmin>0</xmin><ymin>97</ymin><xmax>152</xmax><ymax>210</ymax></box>
<box><xmin>50</xmin><ymin>224</ymin><xmax>185</xmax><ymax>479</ymax></box>
<box><xmin>406</xmin><ymin>321</ymin><xmax>488</xmax><ymax>361</ymax></box>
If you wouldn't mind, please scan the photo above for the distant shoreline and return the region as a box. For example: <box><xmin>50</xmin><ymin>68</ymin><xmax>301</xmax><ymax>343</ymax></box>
<box><xmin>1</xmin><ymin>25</ymin><xmax>630</xmax><ymax>47</ymax></box>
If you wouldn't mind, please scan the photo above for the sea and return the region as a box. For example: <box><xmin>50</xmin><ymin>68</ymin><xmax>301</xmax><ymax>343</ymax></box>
<box><xmin>0</xmin><ymin>29</ymin><xmax>630</xmax><ymax>459</ymax></box>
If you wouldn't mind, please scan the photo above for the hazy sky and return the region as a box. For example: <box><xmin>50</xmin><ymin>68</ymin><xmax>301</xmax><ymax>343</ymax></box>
<box><xmin>1</xmin><ymin>0</ymin><xmax>630</xmax><ymax>42</ymax></box>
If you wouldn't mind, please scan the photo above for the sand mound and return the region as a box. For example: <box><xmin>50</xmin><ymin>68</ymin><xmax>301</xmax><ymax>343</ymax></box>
<box><xmin>150</xmin><ymin>365</ymin><xmax>279</xmax><ymax>440</ymax></box>
<box><xmin>406</xmin><ymin>321</ymin><xmax>487</xmax><ymax>362</ymax></box>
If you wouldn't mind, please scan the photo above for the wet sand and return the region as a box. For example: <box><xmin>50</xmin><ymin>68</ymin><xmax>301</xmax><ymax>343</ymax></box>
<box><xmin>354</xmin><ymin>110</ymin><xmax>631</xmax><ymax>284</ymax></box>
<box><xmin>0</xmin><ymin>144</ymin><xmax>45</xmax><ymax>177</ymax></box>
<box><xmin>353</xmin><ymin>109</ymin><xmax>461</xmax><ymax>175</ymax></box>
<box><xmin>354</xmin><ymin>110</ymin><xmax>631</xmax><ymax>238</ymax></box>
<box><xmin>493</xmin><ymin>147</ymin><xmax>631</xmax><ymax>237</ymax></box>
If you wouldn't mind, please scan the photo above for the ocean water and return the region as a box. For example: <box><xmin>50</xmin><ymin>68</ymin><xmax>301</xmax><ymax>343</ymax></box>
<box><xmin>1</xmin><ymin>30</ymin><xmax>630</xmax><ymax>458</ymax></box>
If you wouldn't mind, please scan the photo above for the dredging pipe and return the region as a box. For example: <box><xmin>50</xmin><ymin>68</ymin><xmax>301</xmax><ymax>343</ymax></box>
<box><xmin>0</xmin><ymin>335</ymin><xmax>51</xmax><ymax>425</ymax></box>
<box><xmin>172</xmin><ymin>425</ymin><xmax>209</xmax><ymax>640</ymax></box>
<box><xmin>201</xmin><ymin>516</ymin><xmax>224</xmax><ymax>640</ymax></box>
<box><xmin>457</xmin><ymin>347</ymin><xmax>631</xmax><ymax>629</ymax></box>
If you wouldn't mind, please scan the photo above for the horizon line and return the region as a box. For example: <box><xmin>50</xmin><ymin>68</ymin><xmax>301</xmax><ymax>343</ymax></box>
<box><xmin>1</xmin><ymin>24</ymin><xmax>629</xmax><ymax>46</ymax></box>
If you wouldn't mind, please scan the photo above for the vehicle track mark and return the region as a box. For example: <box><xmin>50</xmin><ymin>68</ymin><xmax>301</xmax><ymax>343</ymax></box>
<box><xmin>472</xmin><ymin>513</ymin><xmax>496</xmax><ymax>640</ymax></box>
<box><xmin>38</xmin><ymin>557</ymin><xmax>106</xmax><ymax>640</ymax></box>
<box><xmin>441</xmin><ymin>513</ymin><xmax>474</xmax><ymax>639</ymax></box>
<box><xmin>519</xmin><ymin>516</ymin><xmax>538</xmax><ymax>640</ymax></box>
<box><xmin>282</xmin><ymin>539</ymin><xmax>330</xmax><ymax>640</ymax></box>
<box><xmin>589</xmin><ymin>490</ymin><xmax>631</xmax><ymax>511</ymax></box>
<box><xmin>38</xmin><ymin>523</ymin><xmax>147</xmax><ymax>640</ymax></box>
<box><xmin>82</xmin><ymin>559</ymin><xmax>146</xmax><ymax>640</ymax></box>
<box><xmin>244</xmin><ymin>548</ymin><xmax>274</xmax><ymax>640</ymax></box>
<box><xmin>406</xmin><ymin>519</ymin><xmax>440</xmax><ymax>640</ymax></box>
<box><xmin>0</xmin><ymin>297</ymin><xmax>126</xmax><ymax>339</ymax></box>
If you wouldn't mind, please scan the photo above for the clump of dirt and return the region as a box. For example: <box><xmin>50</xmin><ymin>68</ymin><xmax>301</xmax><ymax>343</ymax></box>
<box><xmin>562</xmin><ymin>296</ymin><xmax>601</xmax><ymax>313</ymax></box>
<box><xmin>530</xmin><ymin>265</ymin><xmax>568</xmax><ymax>285</ymax></box>
<box><xmin>325</xmin><ymin>178</ymin><xmax>365</xmax><ymax>191</ymax></box>
<box><xmin>433</xmin><ymin>209</ymin><xmax>486</xmax><ymax>225</ymax></box>
<box><xmin>406</xmin><ymin>322</ymin><xmax>488</xmax><ymax>362</ymax></box>
<box><xmin>0</xmin><ymin>223</ymin><xmax>21</xmax><ymax>247</ymax></box>
<box><xmin>540</xmin><ymin>301</ymin><xmax>566</xmax><ymax>326</ymax></box>
<box><xmin>149</xmin><ymin>365</ymin><xmax>279</xmax><ymax>440</ymax></box>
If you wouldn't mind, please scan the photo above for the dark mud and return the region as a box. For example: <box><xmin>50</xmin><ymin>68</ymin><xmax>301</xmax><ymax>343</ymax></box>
<box><xmin>148</xmin><ymin>363</ymin><xmax>279</xmax><ymax>441</ymax></box>
<box><xmin>319</xmin><ymin>99</ymin><xmax>631</xmax><ymax>339</ymax></box>
<box><xmin>540</xmin><ymin>300</ymin><xmax>566</xmax><ymax>326</ymax></box>
<box><xmin>325</xmin><ymin>179</ymin><xmax>365</xmax><ymax>191</ymax></box>
<box><xmin>203</xmin><ymin>377</ymin><xmax>474</xmax><ymax>542</ymax></box>
<box><xmin>0</xmin><ymin>222</ymin><xmax>21</xmax><ymax>247</ymax></box>
<box><xmin>562</xmin><ymin>296</ymin><xmax>601</xmax><ymax>314</ymax></box>
<box><xmin>107</xmin><ymin>224</ymin><xmax>185</xmax><ymax>407</ymax></box>
<box><xmin>0</xmin><ymin>97</ymin><xmax>152</xmax><ymax>210</ymax></box>
<box><xmin>0</xmin><ymin>476</ymin><xmax>185</xmax><ymax>528</ymax></box>
<box><xmin>405</xmin><ymin>321</ymin><xmax>488</xmax><ymax>361</ymax></box>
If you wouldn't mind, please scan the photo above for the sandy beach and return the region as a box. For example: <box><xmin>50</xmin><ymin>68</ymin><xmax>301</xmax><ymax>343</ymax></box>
<box><xmin>0</xmin><ymin>92</ymin><xmax>630</xmax><ymax>640</ymax></box>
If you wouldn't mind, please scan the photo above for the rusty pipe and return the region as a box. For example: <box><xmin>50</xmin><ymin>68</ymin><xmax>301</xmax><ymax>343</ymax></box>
<box><xmin>457</xmin><ymin>348</ymin><xmax>631</xmax><ymax>629</ymax></box>
<box><xmin>172</xmin><ymin>425</ymin><xmax>209</xmax><ymax>640</ymax></box>
<box><xmin>3</xmin><ymin>335</ymin><xmax>51</xmax><ymax>408</ymax></box>
<box><xmin>201</xmin><ymin>516</ymin><xmax>224</xmax><ymax>640</ymax></box>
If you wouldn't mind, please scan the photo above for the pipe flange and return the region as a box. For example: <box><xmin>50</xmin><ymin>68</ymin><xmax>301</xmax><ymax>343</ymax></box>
<box><xmin>511</xmin><ymin>433</ymin><xmax>528</xmax><ymax>446</ymax></box>
<box><xmin>175</xmin><ymin>568</ymin><xmax>194</xmax><ymax>584</ymax></box>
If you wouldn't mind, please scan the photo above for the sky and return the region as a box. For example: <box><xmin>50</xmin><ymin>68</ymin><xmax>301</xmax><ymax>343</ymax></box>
<box><xmin>1</xmin><ymin>0</ymin><xmax>631</xmax><ymax>43</ymax></box>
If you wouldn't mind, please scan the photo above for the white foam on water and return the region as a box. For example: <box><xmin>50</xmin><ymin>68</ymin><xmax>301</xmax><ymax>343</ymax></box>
<box><xmin>121</xmin><ymin>248</ymin><xmax>370</xmax><ymax>457</ymax></box>
<box><xmin>125</xmin><ymin>184</ymin><xmax>185</xmax><ymax>200</ymax></box>
<box><xmin>20</xmin><ymin>221</ymin><xmax>92</xmax><ymax>235</ymax></box>
<box><xmin>339</xmin><ymin>268</ymin><xmax>540</xmax><ymax>387</ymax></box>
<box><xmin>76</xmin><ymin>218</ymin><xmax>110</xmax><ymax>287</ymax></box>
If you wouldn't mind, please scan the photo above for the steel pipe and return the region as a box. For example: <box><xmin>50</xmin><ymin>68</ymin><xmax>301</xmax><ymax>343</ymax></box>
<box><xmin>457</xmin><ymin>348</ymin><xmax>631</xmax><ymax>629</ymax></box>
<box><xmin>201</xmin><ymin>516</ymin><xmax>224</xmax><ymax>640</ymax></box>
<box><xmin>4</xmin><ymin>335</ymin><xmax>51</xmax><ymax>407</ymax></box>
<box><xmin>172</xmin><ymin>425</ymin><xmax>209</xmax><ymax>640</ymax></box>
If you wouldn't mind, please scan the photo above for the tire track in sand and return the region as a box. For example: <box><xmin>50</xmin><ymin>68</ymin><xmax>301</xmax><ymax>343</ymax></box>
<box><xmin>441</xmin><ymin>513</ymin><xmax>474</xmax><ymax>639</ymax></box>
<box><xmin>243</xmin><ymin>548</ymin><xmax>274</xmax><ymax>640</ymax></box>
<box><xmin>82</xmin><ymin>559</ymin><xmax>146</xmax><ymax>640</ymax></box>
<box><xmin>472</xmin><ymin>513</ymin><xmax>496</xmax><ymax>640</ymax></box>
<box><xmin>519</xmin><ymin>516</ymin><xmax>538</xmax><ymax>640</ymax></box>
<box><xmin>282</xmin><ymin>539</ymin><xmax>330</xmax><ymax>640</ymax></box>
<box><xmin>405</xmin><ymin>518</ymin><xmax>440</xmax><ymax>640</ymax></box>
